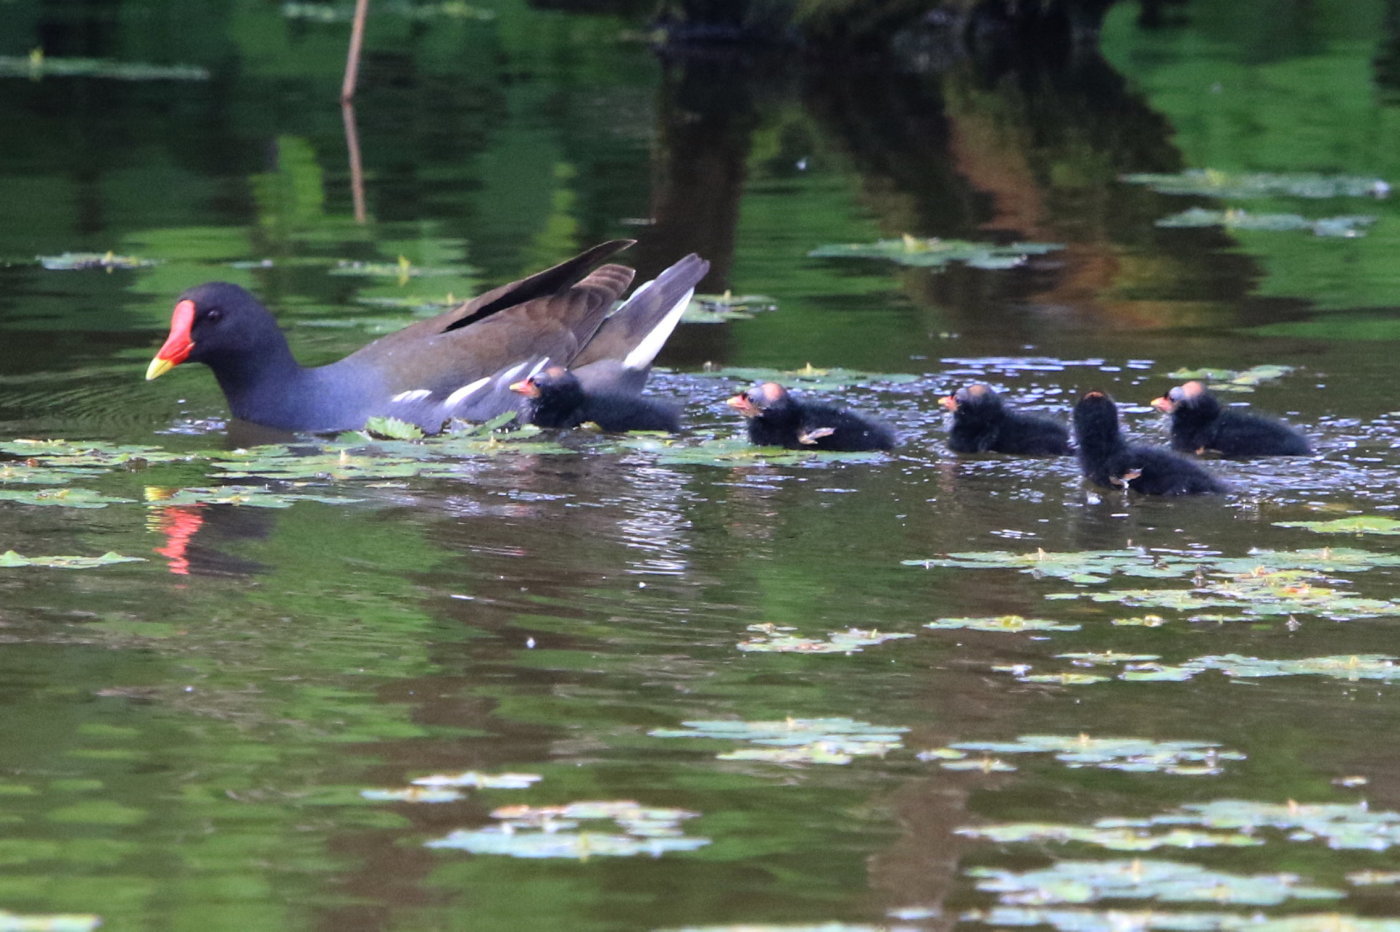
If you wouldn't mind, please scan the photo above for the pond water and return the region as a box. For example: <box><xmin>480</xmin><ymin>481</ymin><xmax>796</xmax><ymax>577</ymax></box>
<box><xmin>3</xmin><ymin>1</ymin><xmax>1400</xmax><ymax>930</ymax></box>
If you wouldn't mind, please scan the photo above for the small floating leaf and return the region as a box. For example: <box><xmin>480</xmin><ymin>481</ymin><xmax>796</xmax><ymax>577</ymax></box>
<box><xmin>925</xmin><ymin>615</ymin><xmax>1080</xmax><ymax>633</ymax></box>
<box><xmin>957</xmin><ymin>822</ymin><xmax>1263</xmax><ymax>851</ymax></box>
<box><xmin>1156</xmin><ymin>208</ymin><xmax>1375</xmax><ymax>237</ymax></box>
<box><xmin>694</xmin><ymin>363</ymin><xmax>920</xmax><ymax>389</ymax></box>
<box><xmin>809</xmin><ymin>236</ymin><xmax>1062</xmax><ymax>269</ymax></box>
<box><xmin>362</xmin><ymin>417</ymin><xmax>427</xmax><ymax>441</ymax></box>
<box><xmin>37</xmin><ymin>251</ymin><xmax>159</xmax><ymax>270</ymax></box>
<box><xmin>649</xmin><ymin>717</ymin><xmax>905</xmax><ymax>764</ymax></box>
<box><xmin>1276</xmin><ymin>516</ymin><xmax>1400</xmax><ymax>536</ymax></box>
<box><xmin>683</xmin><ymin>292</ymin><xmax>779</xmax><ymax>323</ymax></box>
<box><xmin>0</xmin><ymin>550</ymin><xmax>144</xmax><ymax>570</ymax></box>
<box><xmin>946</xmin><ymin>735</ymin><xmax>1242</xmax><ymax>775</ymax></box>
<box><xmin>411</xmin><ymin>772</ymin><xmax>542</xmax><ymax>789</ymax></box>
<box><xmin>737</xmin><ymin>623</ymin><xmax>914</xmax><ymax>654</ymax></box>
<box><xmin>1164</xmin><ymin>364</ymin><xmax>1295</xmax><ymax>390</ymax></box>
<box><xmin>0</xmin><ymin>488</ymin><xmax>134</xmax><ymax>508</ymax></box>
<box><xmin>425</xmin><ymin>799</ymin><xmax>708</xmax><ymax>859</ymax></box>
<box><xmin>969</xmin><ymin>858</ymin><xmax>1342</xmax><ymax>906</ymax></box>
<box><xmin>1122</xmin><ymin>169</ymin><xmax>1390</xmax><ymax>199</ymax></box>
<box><xmin>361</xmin><ymin>787</ymin><xmax>463</xmax><ymax>803</ymax></box>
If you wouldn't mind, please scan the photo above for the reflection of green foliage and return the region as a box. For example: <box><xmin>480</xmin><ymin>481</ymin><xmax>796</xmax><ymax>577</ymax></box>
<box><xmin>809</xmin><ymin>236</ymin><xmax>1063</xmax><ymax>270</ymax></box>
<box><xmin>970</xmin><ymin>858</ymin><xmax>1341</xmax><ymax>906</ymax></box>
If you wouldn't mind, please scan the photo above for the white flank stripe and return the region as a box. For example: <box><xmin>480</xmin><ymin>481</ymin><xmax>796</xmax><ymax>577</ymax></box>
<box><xmin>391</xmin><ymin>389</ymin><xmax>432</xmax><ymax>403</ymax></box>
<box><xmin>622</xmin><ymin>286</ymin><xmax>693</xmax><ymax>371</ymax></box>
<box><xmin>444</xmin><ymin>377</ymin><xmax>491</xmax><ymax>409</ymax></box>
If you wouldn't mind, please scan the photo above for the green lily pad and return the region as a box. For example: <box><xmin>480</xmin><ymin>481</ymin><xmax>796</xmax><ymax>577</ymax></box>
<box><xmin>411</xmin><ymin>772</ymin><xmax>542</xmax><ymax>789</ymax></box>
<box><xmin>1156</xmin><ymin>208</ymin><xmax>1374</xmax><ymax>237</ymax></box>
<box><xmin>649</xmin><ymin>717</ymin><xmax>906</xmax><ymax>764</ymax></box>
<box><xmin>694</xmin><ymin>363</ymin><xmax>921</xmax><ymax>390</ymax></box>
<box><xmin>960</xmin><ymin>905</ymin><xmax>1244</xmax><ymax>932</ymax></box>
<box><xmin>329</xmin><ymin>257</ymin><xmax>464</xmax><ymax>282</ymax></box>
<box><xmin>945</xmin><ymin>735</ymin><xmax>1242</xmax><ymax>775</ymax></box>
<box><xmin>1121</xmin><ymin>169</ymin><xmax>1389</xmax><ymax>199</ymax></box>
<box><xmin>0</xmin><ymin>488</ymin><xmax>134</xmax><ymax>508</ymax></box>
<box><xmin>360</xmin><ymin>787</ymin><xmax>463</xmax><ymax>803</ymax></box>
<box><xmin>36</xmin><ymin>251</ymin><xmax>160</xmax><ymax>270</ymax></box>
<box><xmin>1276</xmin><ymin>516</ymin><xmax>1400</xmax><ymax>536</ymax></box>
<box><xmin>926</xmin><ymin>615</ymin><xmax>1079</xmax><ymax>633</ymax></box>
<box><xmin>426</xmin><ymin>800</ymin><xmax>708</xmax><ymax>859</ymax></box>
<box><xmin>0</xmin><ymin>461</ymin><xmax>109</xmax><ymax>485</ymax></box>
<box><xmin>809</xmin><ymin>235</ymin><xmax>1063</xmax><ymax>270</ymax></box>
<box><xmin>1054</xmin><ymin>569</ymin><xmax>1400</xmax><ymax>621</ymax></box>
<box><xmin>737</xmin><ymin>623</ymin><xmax>914</xmax><ymax>654</ymax></box>
<box><xmin>620</xmin><ymin>435</ymin><xmax>889</xmax><ymax>467</ymax></box>
<box><xmin>0</xmin><ymin>52</ymin><xmax>208</xmax><ymax>81</ymax></box>
<box><xmin>1111</xmin><ymin>799</ymin><xmax>1400</xmax><ymax>851</ymax></box>
<box><xmin>682</xmin><ymin>292</ymin><xmax>779</xmax><ymax>323</ymax></box>
<box><xmin>969</xmin><ymin>858</ymin><xmax>1341</xmax><ymax>907</ymax></box>
<box><xmin>0</xmin><ymin>910</ymin><xmax>104</xmax><ymax>932</ymax></box>
<box><xmin>1164</xmin><ymin>364</ymin><xmax>1295</xmax><ymax>390</ymax></box>
<box><xmin>362</xmin><ymin>417</ymin><xmax>427</xmax><ymax>441</ymax></box>
<box><xmin>958</xmin><ymin>822</ymin><xmax>1263</xmax><ymax>851</ymax></box>
<box><xmin>0</xmin><ymin>550</ymin><xmax>144</xmax><ymax>570</ymax></box>
<box><xmin>151</xmin><ymin>486</ymin><xmax>363</xmax><ymax>508</ymax></box>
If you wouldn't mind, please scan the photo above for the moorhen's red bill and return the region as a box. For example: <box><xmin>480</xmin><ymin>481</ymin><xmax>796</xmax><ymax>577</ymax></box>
<box><xmin>1073</xmin><ymin>390</ymin><xmax>1227</xmax><ymax>496</ymax></box>
<box><xmin>726</xmin><ymin>381</ymin><xmax>896</xmax><ymax>451</ymax></box>
<box><xmin>1150</xmin><ymin>380</ymin><xmax>1311</xmax><ymax>457</ymax></box>
<box><xmin>146</xmin><ymin>241</ymin><xmax>708</xmax><ymax>433</ymax></box>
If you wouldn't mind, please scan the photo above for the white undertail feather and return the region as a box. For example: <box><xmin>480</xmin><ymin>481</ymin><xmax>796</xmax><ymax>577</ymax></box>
<box><xmin>391</xmin><ymin>388</ymin><xmax>432</xmax><ymax>404</ymax></box>
<box><xmin>622</xmin><ymin>285</ymin><xmax>694</xmax><ymax>372</ymax></box>
<box><xmin>443</xmin><ymin>376</ymin><xmax>491</xmax><ymax>410</ymax></box>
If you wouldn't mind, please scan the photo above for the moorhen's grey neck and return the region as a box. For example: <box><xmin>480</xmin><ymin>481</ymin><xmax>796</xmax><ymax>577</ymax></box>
<box><xmin>727</xmin><ymin>381</ymin><xmax>896</xmax><ymax>451</ymax></box>
<box><xmin>146</xmin><ymin>241</ymin><xmax>709</xmax><ymax>434</ymax></box>
<box><xmin>940</xmin><ymin>382</ymin><xmax>1071</xmax><ymax>456</ymax></box>
<box><xmin>1073</xmin><ymin>390</ymin><xmax>1226</xmax><ymax>496</ymax></box>
<box><xmin>1150</xmin><ymin>380</ymin><xmax>1311</xmax><ymax>457</ymax></box>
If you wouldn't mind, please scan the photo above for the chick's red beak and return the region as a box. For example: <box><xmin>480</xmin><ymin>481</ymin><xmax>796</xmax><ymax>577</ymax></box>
<box><xmin>727</xmin><ymin>393</ymin><xmax>758</xmax><ymax>417</ymax></box>
<box><xmin>1150</xmin><ymin>395</ymin><xmax>1174</xmax><ymax>413</ymax></box>
<box><xmin>939</xmin><ymin>395</ymin><xmax>958</xmax><ymax>411</ymax></box>
<box><xmin>146</xmin><ymin>299</ymin><xmax>196</xmax><ymax>381</ymax></box>
<box><xmin>509</xmin><ymin>378</ymin><xmax>539</xmax><ymax>398</ymax></box>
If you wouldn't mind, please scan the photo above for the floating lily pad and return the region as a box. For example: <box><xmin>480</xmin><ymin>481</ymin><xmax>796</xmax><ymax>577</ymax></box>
<box><xmin>36</xmin><ymin>251</ymin><xmax>160</xmax><ymax>270</ymax></box>
<box><xmin>969</xmin><ymin>858</ymin><xmax>1342</xmax><ymax>907</ymax></box>
<box><xmin>0</xmin><ymin>910</ymin><xmax>104</xmax><ymax>932</ymax></box>
<box><xmin>361</xmin><ymin>787</ymin><xmax>463</xmax><ymax>803</ymax></box>
<box><xmin>926</xmin><ymin>615</ymin><xmax>1079</xmax><ymax>633</ymax></box>
<box><xmin>961</xmin><ymin>905</ymin><xmax>1244</xmax><ymax>932</ymax></box>
<box><xmin>0</xmin><ymin>488</ymin><xmax>134</xmax><ymax>508</ymax></box>
<box><xmin>0</xmin><ymin>461</ymin><xmax>109</xmax><ymax>484</ymax></box>
<box><xmin>150</xmin><ymin>486</ymin><xmax>363</xmax><ymax>508</ymax></box>
<box><xmin>1163</xmin><ymin>364</ymin><xmax>1295</xmax><ymax>390</ymax></box>
<box><xmin>694</xmin><ymin>362</ymin><xmax>921</xmax><ymax>390</ymax></box>
<box><xmin>1348</xmin><ymin>871</ymin><xmax>1400</xmax><ymax>886</ymax></box>
<box><xmin>960</xmin><ymin>821</ymin><xmax>1264</xmax><ymax>851</ymax></box>
<box><xmin>0</xmin><ymin>52</ymin><xmax>208</xmax><ymax>81</ymax></box>
<box><xmin>281</xmin><ymin>1</ymin><xmax>496</xmax><ymax>22</ymax></box>
<box><xmin>1053</xmin><ymin>569</ymin><xmax>1400</xmax><ymax>621</ymax></box>
<box><xmin>0</xmin><ymin>550</ymin><xmax>144</xmax><ymax>570</ymax></box>
<box><xmin>945</xmin><ymin>735</ymin><xmax>1242</xmax><ymax>775</ymax></box>
<box><xmin>1276</xmin><ymin>516</ymin><xmax>1400</xmax><ymax>536</ymax></box>
<box><xmin>737</xmin><ymin>623</ymin><xmax>914</xmax><ymax>654</ymax></box>
<box><xmin>620</xmin><ymin>435</ymin><xmax>888</xmax><ymax>467</ymax></box>
<box><xmin>809</xmin><ymin>235</ymin><xmax>1062</xmax><ymax>270</ymax></box>
<box><xmin>1121</xmin><ymin>169</ymin><xmax>1389</xmax><ymax>199</ymax></box>
<box><xmin>329</xmin><ymin>257</ymin><xmax>464</xmax><ymax>283</ymax></box>
<box><xmin>650</xmin><ymin>717</ymin><xmax>906</xmax><ymax>764</ymax></box>
<box><xmin>936</xmin><ymin>756</ymin><xmax>1018</xmax><ymax>773</ymax></box>
<box><xmin>426</xmin><ymin>800</ymin><xmax>708</xmax><ymax>859</ymax></box>
<box><xmin>1110</xmin><ymin>799</ymin><xmax>1400</xmax><ymax>852</ymax></box>
<box><xmin>411</xmin><ymin>772</ymin><xmax>542</xmax><ymax>789</ymax></box>
<box><xmin>682</xmin><ymin>292</ymin><xmax>779</xmax><ymax>323</ymax></box>
<box><xmin>1156</xmin><ymin>208</ymin><xmax>1375</xmax><ymax>237</ymax></box>
<box><xmin>362</xmin><ymin>417</ymin><xmax>427</xmax><ymax>441</ymax></box>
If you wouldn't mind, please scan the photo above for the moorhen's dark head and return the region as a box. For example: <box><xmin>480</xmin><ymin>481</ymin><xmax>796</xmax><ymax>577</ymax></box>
<box><xmin>146</xmin><ymin>282</ymin><xmax>282</xmax><ymax>380</ymax></box>
<box><xmin>509</xmin><ymin>364</ymin><xmax>582</xmax><ymax>403</ymax></box>
<box><xmin>940</xmin><ymin>383</ymin><xmax>1002</xmax><ymax>416</ymax></box>
<box><xmin>1151</xmin><ymin>380</ymin><xmax>1217</xmax><ymax>417</ymax></box>
<box><xmin>1073</xmin><ymin>390</ymin><xmax>1123</xmax><ymax>442</ymax></box>
<box><xmin>726</xmin><ymin>381</ymin><xmax>792</xmax><ymax>419</ymax></box>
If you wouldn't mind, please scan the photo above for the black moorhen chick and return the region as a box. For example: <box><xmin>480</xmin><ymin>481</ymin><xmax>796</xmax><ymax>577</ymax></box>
<box><xmin>509</xmin><ymin>365</ymin><xmax>680</xmax><ymax>433</ymax></box>
<box><xmin>146</xmin><ymin>241</ymin><xmax>708</xmax><ymax>433</ymax></box>
<box><xmin>1150</xmin><ymin>380</ymin><xmax>1311</xmax><ymax>456</ymax></box>
<box><xmin>727</xmin><ymin>382</ymin><xmax>896</xmax><ymax>451</ymax></box>
<box><xmin>1073</xmin><ymin>390</ymin><xmax>1227</xmax><ymax>496</ymax></box>
<box><xmin>940</xmin><ymin>383</ymin><xmax>1071</xmax><ymax>456</ymax></box>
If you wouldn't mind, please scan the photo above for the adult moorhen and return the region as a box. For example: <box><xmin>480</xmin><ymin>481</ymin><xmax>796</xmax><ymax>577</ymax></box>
<box><xmin>1073</xmin><ymin>390</ymin><xmax>1227</xmax><ymax>496</ymax></box>
<box><xmin>727</xmin><ymin>382</ymin><xmax>896</xmax><ymax>451</ymax></box>
<box><xmin>1150</xmin><ymin>380</ymin><xmax>1311</xmax><ymax>457</ymax></box>
<box><xmin>510</xmin><ymin>365</ymin><xmax>681</xmax><ymax>433</ymax></box>
<box><xmin>145</xmin><ymin>241</ymin><xmax>708</xmax><ymax>433</ymax></box>
<box><xmin>940</xmin><ymin>383</ymin><xmax>1071</xmax><ymax>456</ymax></box>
